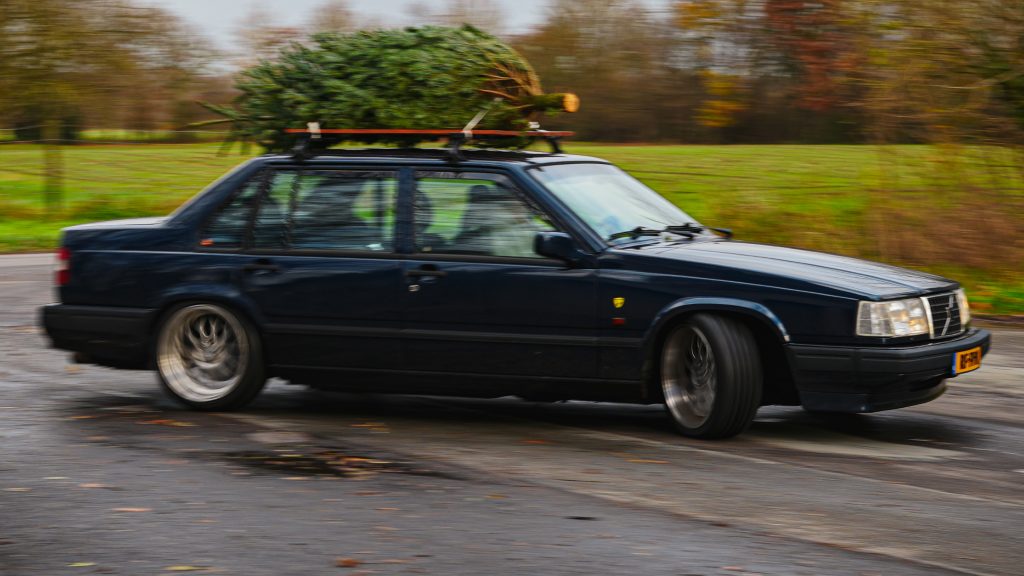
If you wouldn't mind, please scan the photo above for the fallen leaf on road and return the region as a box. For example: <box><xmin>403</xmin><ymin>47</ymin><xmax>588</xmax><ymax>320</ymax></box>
<box><xmin>335</xmin><ymin>558</ymin><xmax>362</xmax><ymax>568</ymax></box>
<box><xmin>350</xmin><ymin>422</ymin><xmax>390</xmax><ymax>432</ymax></box>
<box><xmin>68</xmin><ymin>562</ymin><xmax>96</xmax><ymax>567</ymax></box>
<box><xmin>112</xmin><ymin>507</ymin><xmax>152</xmax><ymax>513</ymax></box>
<box><xmin>522</xmin><ymin>439</ymin><xmax>550</xmax><ymax>445</ymax></box>
<box><xmin>165</xmin><ymin>566</ymin><xmax>207</xmax><ymax>572</ymax></box>
<box><xmin>64</xmin><ymin>365</ymin><xmax>82</xmax><ymax>373</ymax></box>
<box><xmin>138</xmin><ymin>419</ymin><xmax>196</xmax><ymax>427</ymax></box>
<box><xmin>376</xmin><ymin>507</ymin><xmax>400</xmax><ymax>511</ymax></box>
<box><xmin>69</xmin><ymin>415</ymin><xmax>99</xmax><ymax>420</ymax></box>
<box><xmin>486</xmin><ymin>494</ymin><xmax>507</xmax><ymax>499</ymax></box>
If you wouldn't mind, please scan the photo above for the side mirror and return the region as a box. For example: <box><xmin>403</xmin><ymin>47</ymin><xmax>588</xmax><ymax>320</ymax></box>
<box><xmin>534</xmin><ymin>232</ymin><xmax>584</xmax><ymax>265</ymax></box>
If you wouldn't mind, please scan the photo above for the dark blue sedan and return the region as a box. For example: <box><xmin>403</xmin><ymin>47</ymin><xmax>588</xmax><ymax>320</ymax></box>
<box><xmin>40</xmin><ymin>147</ymin><xmax>991</xmax><ymax>438</ymax></box>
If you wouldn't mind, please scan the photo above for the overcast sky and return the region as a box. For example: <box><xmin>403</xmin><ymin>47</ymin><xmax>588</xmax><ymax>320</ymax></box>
<box><xmin>141</xmin><ymin>1</ymin><xmax>672</xmax><ymax>58</ymax></box>
<box><xmin>141</xmin><ymin>0</ymin><xmax>554</xmax><ymax>53</ymax></box>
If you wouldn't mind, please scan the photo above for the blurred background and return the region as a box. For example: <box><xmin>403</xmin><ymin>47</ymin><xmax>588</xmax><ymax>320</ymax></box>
<box><xmin>0</xmin><ymin>0</ymin><xmax>1021</xmax><ymax>314</ymax></box>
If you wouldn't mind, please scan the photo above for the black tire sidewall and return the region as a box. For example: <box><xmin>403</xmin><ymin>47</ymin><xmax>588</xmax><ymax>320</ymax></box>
<box><xmin>662</xmin><ymin>313</ymin><xmax>763</xmax><ymax>439</ymax></box>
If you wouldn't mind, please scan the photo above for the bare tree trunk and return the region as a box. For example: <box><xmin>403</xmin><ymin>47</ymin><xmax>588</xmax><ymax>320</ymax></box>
<box><xmin>42</xmin><ymin>118</ymin><xmax>64</xmax><ymax>219</ymax></box>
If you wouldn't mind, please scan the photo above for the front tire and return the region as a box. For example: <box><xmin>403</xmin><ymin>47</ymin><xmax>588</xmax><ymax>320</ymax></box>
<box><xmin>155</xmin><ymin>303</ymin><xmax>266</xmax><ymax>410</ymax></box>
<box><xmin>660</xmin><ymin>314</ymin><xmax>762</xmax><ymax>439</ymax></box>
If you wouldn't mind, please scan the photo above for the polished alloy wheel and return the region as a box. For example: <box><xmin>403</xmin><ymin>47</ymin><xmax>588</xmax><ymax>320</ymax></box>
<box><xmin>157</xmin><ymin>304</ymin><xmax>249</xmax><ymax>403</ymax></box>
<box><xmin>661</xmin><ymin>324</ymin><xmax>717</xmax><ymax>429</ymax></box>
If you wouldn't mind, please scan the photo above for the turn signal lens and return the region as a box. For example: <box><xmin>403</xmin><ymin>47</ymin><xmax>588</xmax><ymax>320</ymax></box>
<box><xmin>955</xmin><ymin>288</ymin><xmax>971</xmax><ymax>326</ymax></box>
<box><xmin>856</xmin><ymin>297</ymin><xmax>929</xmax><ymax>337</ymax></box>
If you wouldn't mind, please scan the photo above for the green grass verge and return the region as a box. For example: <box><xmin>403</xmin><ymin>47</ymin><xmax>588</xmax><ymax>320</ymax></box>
<box><xmin>1</xmin><ymin>142</ymin><xmax>1021</xmax><ymax>314</ymax></box>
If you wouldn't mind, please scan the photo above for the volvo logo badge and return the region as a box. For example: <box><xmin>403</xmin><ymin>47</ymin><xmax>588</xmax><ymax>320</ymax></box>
<box><xmin>940</xmin><ymin>295</ymin><xmax>954</xmax><ymax>336</ymax></box>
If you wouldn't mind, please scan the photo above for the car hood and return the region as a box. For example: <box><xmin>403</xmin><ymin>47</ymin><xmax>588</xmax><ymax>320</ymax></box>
<box><xmin>628</xmin><ymin>240</ymin><xmax>956</xmax><ymax>299</ymax></box>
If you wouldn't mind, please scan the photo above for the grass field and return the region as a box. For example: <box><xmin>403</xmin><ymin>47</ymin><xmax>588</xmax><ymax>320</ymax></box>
<box><xmin>1</xmin><ymin>141</ymin><xmax>1021</xmax><ymax>314</ymax></box>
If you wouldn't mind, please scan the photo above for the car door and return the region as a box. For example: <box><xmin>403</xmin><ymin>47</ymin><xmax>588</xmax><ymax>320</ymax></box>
<box><xmin>198</xmin><ymin>167</ymin><xmax>404</xmax><ymax>370</ymax></box>
<box><xmin>402</xmin><ymin>169</ymin><xmax>598</xmax><ymax>379</ymax></box>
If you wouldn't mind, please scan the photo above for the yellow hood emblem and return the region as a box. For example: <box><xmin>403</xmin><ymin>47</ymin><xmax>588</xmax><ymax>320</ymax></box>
<box><xmin>613</xmin><ymin>297</ymin><xmax>625</xmax><ymax>309</ymax></box>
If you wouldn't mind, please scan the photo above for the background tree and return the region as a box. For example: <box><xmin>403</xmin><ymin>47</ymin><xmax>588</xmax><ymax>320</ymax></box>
<box><xmin>515</xmin><ymin>0</ymin><xmax>680</xmax><ymax>141</ymax></box>
<box><xmin>0</xmin><ymin>0</ymin><xmax>213</xmax><ymax>136</ymax></box>
<box><xmin>404</xmin><ymin>0</ymin><xmax>506</xmax><ymax>36</ymax></box>
<box><xmin>234</xmin><ymin>3</ymin><xmax>303</xmax><ymax>67</ymax></box>
<box><xmin>308</xmin><ymin>1</ymin><xmax>356</xmax><ymax>35</ymax></box>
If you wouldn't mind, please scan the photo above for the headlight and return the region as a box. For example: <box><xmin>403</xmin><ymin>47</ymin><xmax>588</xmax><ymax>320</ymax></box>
<box><xmin>856</xmin><ymin>297</ymin><xmax>929</xmax><ymax>337</ymax></box>
<box><xmin>955</xmin><ymin>288</ymin><xmax>971</xmax><ymax>326</ymax></box>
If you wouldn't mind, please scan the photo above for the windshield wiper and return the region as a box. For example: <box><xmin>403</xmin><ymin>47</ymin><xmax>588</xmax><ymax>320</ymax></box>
<box><xmin>663</xmin><ymin>223</ymin><xmax>704</xmax><ymax>238</ymax></box>
<box><xmin>608</xmin><ymin>223</ymin><xmax>708</xmax><ymax>242</ymax></box>
<box><xmin>607</xmin><ymin>227</ymin><xmax>664</xmax><ymax>241</ymax></box>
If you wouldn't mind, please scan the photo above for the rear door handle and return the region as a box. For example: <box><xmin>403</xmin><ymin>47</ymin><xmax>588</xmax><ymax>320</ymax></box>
<box><xmin>243</xmin><ymin>259</ymin><xmax>280</xmax><ymax>273</ymax></box>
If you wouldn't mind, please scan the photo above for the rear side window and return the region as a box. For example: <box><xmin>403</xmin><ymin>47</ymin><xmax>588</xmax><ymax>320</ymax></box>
<box><xmin>201</xmin><ymin>179</ymin><xmax>262</xmax><ymax>249</ymax></box>
<box><xmin>201</xmin><ymin>170</ymin><xmax>397</xmax><ymax>252</ymax></box>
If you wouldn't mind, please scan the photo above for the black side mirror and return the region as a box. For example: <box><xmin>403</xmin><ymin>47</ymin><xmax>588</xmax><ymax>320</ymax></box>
<box><xmin>534</xmin><ymin>232</ymin><xmax>584</xmax><ymax>265</ymax></box>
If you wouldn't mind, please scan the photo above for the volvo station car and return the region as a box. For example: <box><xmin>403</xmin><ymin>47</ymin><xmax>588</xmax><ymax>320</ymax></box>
<box><xmin>40</xmin><ymin>131</ymin><xmax>991</xmax><ymax>438</ymax></box>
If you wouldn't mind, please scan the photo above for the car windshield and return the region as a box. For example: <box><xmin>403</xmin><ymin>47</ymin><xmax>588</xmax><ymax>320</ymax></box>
<box><xmin>529</xmin><ymin>163</ymin><xmax>700</xmax><ymax>245</ymax></box>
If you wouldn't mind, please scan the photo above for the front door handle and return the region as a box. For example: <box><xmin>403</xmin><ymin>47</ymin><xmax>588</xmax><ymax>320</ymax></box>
<box><xmin>405</xmin><ymin>269</ymin><xmax>447</xmax><ymax>278</ymax></box>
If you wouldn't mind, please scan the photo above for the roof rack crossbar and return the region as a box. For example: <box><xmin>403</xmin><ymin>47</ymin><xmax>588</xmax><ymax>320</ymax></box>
<box><xmin>283</xmin><ymin>128</ymin><xmax>574</xmax><ymax>160</ymax></box>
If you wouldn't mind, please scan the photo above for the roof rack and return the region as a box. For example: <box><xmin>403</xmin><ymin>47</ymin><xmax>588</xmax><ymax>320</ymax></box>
<box><xmin>284</xmin><ymin>127</ymin><xmax>574</xmax><ymax>161</ymax></box>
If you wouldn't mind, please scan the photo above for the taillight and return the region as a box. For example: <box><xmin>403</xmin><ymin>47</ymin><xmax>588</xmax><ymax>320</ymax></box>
<box><xmin>55</xmin><ymin>247</ymin><xmax>70</xmax><ymax>286</ymax></box>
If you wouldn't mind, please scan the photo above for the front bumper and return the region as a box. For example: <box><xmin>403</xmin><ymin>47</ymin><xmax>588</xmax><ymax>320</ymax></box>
<box><xmin>788</xmin><ymin>328</ymin><xmax>991</xmax><ymax>413</ymax></box>
<box><xmin>40</xmin><ymin>304</ymin><xmax>156</xmax><ymax>369</ymax></box>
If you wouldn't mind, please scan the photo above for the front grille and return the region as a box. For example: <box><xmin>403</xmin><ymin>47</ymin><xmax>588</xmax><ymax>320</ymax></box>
<box><xmin>925</xmin><ymin>293</ymin><xmax>962</xmax><ymax>338</ymax></box>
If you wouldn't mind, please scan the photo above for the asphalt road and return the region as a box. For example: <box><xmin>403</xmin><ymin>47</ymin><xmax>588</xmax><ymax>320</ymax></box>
<box><xmin>2</xmin><ymin>253</ymin><xmax>1022</xmax><ymax>576</ymax></box>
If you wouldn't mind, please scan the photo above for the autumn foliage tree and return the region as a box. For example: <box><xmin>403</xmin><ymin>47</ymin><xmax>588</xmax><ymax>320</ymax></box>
<box><xmin>0</xmin><ymin>0</ymin><xmax>213</xmax><ymax>136</ymax></box>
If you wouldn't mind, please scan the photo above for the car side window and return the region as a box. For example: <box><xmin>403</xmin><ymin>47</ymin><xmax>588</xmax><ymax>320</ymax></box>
<box><xmin>413</xmin><ymin>172</ymin><xmax>557</xmax><ymax>258</ymax></box>
<box><xmin>201</xmin><ymin>170</ymin><xmax>397</xmax><ymax>252</ymax></box>
<box><xmin>289</xmin><ymin>171</ymin><xmax>397</xmax><ymax>251</ymax></box>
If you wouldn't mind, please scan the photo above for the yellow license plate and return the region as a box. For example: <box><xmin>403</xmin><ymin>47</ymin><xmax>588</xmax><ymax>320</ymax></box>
<box><xmin>952</xmin><ymin>346</ymin><xmax>982</xmax><ymax>375</ymax></box>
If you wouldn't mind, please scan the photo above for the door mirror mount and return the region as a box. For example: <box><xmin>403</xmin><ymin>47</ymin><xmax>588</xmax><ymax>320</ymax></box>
<box><xmin>534</xmin><ymin>232</ymin><xmax>585</xmax><ymax>266</ymax></box>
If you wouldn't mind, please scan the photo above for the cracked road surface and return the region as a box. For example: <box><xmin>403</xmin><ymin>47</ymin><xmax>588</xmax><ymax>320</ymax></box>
<box><xmin>2</xmin><ymin>254</ymin><xmax>1022</xmax><ymax>575</ymax></box>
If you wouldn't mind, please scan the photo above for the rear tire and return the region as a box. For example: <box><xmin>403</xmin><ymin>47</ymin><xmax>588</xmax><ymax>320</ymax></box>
<box><xmin>155</xmin><ymin>303</ymin><xmax>266</xmax><ymax>410</ymax></box>
<box><xmin>660</xmin><ymin>314</ymin><xmax>762</xmax><ymax>439</ymax></box>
